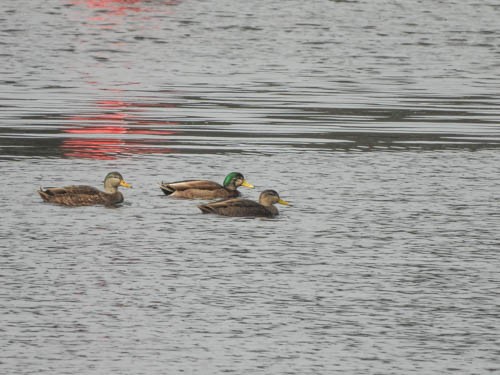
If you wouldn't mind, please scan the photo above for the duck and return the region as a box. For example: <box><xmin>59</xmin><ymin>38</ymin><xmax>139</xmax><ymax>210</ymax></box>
<box><xmin>198</xmin><ymin>189</ymin><xmax>289</xmax><ymax>217</ymax></box>
<box><xmin>38</xmin><ymin>171</ymin><xmax>131</xmax><ymax>206</ymax></box>
<box><xmin>159</xmin><ymin>172</ymin><xmax>254</xmax><ymax>199</ymax></box>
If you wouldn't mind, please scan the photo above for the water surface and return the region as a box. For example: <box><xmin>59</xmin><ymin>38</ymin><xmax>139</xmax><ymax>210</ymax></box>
<box><xmin>1</xmin><ymin>0</ymin><xmax>500</xmax><ymax>374</ymax></box>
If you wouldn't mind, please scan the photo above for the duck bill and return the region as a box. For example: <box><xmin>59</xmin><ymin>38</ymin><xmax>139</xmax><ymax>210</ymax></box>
<box><xmin>278</xmin><ymin>198</ymin><xmax>290</xmax><ymax>206</ymax></box>
<box><xmin>120</xmin><ymin>180</ymin><xmax>132</xmax><ymax>188</ymax></box>
<box><xmin>241</xmin><ymin>180</ymin><xmax>254</xmax><ymax>189</ymax></box>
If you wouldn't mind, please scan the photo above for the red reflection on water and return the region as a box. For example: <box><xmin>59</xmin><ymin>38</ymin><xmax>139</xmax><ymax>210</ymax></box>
<box><xmin>63</xmin><ymin>1</ymin><xmax>183</xmax><ymax>159</ymax></box>
<box><xmin>65</xmin><ymin>126</ymin><xmax>174</xmax><ymax>136</ymax></box>
<box><xmin>63</xmin><ymin>139</ymin><xmax>174</xmax><ymax>160</ymax></box>
<box><xmin>70</xmin><ymin>0</ymin><xmax>182</xmax><ymax>20</ymax></box>
<box><xmin>62</xmin><ymin>99</ymin><xmax>178</xmax><ymax>159</ymax></box>
<box><xmin>74</xmin><ymin>0</ymin><xmax>182</xmax><ymax>8</ymax></box>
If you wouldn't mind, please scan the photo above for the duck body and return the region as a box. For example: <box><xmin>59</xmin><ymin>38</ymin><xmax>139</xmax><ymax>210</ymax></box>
<box><xmin>160</xmin><ymin>172</ymin><xmax>253</xmax><ymax>199</ymax></box>
<box><xmin>38</xmin><ymin>185</ymin><xmax>124</xmax><ymax>206</ymax></box>
<box><xmin>198</xmin><ymin>189</ymin><xmax>289</xmax><ymax>218</ymax></box>
<box><xmin>159</xmin><ymin>180</ymin><xmax>240</xmax><ymax>199</ymax></box>
<box><xmin>198</xmin><ymin>198</ymin><xmax>276</xmax><ymax>217</ymax></box>
<box><xmin>38</xmin><ymin>172</ymin><xmax>131</xmax><ymax>207</ymax></box>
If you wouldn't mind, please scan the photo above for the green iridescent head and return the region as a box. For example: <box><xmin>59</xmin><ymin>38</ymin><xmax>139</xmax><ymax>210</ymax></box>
<box><xmin>222</xmin><ymin>172</ymin><xmax>254</xmax><ymax>189</ymax></box>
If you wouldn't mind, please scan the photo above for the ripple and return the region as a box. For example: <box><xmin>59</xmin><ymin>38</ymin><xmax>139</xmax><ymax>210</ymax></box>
<box><xmin>1</xmin><ymin>0</ymin><xmax>500</xmax><ymax>374</ymax></box>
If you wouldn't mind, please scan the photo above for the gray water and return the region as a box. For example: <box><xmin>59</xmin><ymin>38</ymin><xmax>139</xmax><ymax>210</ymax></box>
<box><xmin>1</xmin><ymin>1</ymin><xmax>500</xmax><ymax>374</ymax></box>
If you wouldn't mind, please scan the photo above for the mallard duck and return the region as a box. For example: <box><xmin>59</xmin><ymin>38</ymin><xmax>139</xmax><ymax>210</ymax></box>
<box><xmin>198</xmin><ymin>189</ymin><xmax>289</xmax><ymax>217</ymax></box>
<box><xmin>38</xmin><ymin>171</ymin><xmax>131</xmax><ymax>206</ymax></box>
<box><xmin>159</xmin><ymin>172</ymin><xmax>254</xmax><ymax>199</ymax></box>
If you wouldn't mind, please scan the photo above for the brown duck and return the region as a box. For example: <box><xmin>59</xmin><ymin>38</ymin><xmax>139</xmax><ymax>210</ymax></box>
<box><xmin>198</xmin><ymin>189</ymin><xmax>289</xmax><ymax>217</ymax></box>
<box><xmin>159</xmin><ymin>172</ymin><xmax>254</xmax><ymax>199</ymax></box>
<box><xmin>38</xmin><ymin>171</ymin><xmax>132</xmax><ymax>206</ymax></box>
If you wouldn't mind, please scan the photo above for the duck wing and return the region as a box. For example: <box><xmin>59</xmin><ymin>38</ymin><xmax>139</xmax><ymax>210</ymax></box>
<box><xmin>159</xmin><ymin>179</ymin><xmax>226</xmax><ymax>197</ymax></box>
<box><xmin>38</xmin><ymin>185</ymin><xmax>108</xmax><ymax>206</ymax></box>
<box><xmin>198</xmin><ymin>198</ymin><xmax>273</xmax><ymax>217</ymax></box>
<box><xmin>162</xmin><ymin>179</ymin><xmax>223</xmax><ymax>191</ymax></box>
<box><xmin>43</xmin><ymin>185</ymin><xmax>101</xmax><ymax>195</ymax></box>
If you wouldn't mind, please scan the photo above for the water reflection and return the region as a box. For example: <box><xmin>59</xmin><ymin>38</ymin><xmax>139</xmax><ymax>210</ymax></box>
<box><xmin>70</xmin><ymin>0</ymin><xmax>182</xmax><ymax>20</ymax></box>
<box><xmin>57</xmin><ymin>0</ymin><xmax>184</xmax><ymax>159</ymax></box>
<box><xmin>62</xmin><ymin>99</ymin><xmax>177</xmax><ymax>159</ymax></box>
<box><xmin>62</xmin><ymin>138</ymin><xmax>175</xmax><ymax>159</ymax></box>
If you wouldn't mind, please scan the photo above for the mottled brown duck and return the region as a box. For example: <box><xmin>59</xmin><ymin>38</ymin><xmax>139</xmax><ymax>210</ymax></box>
<box><xmin>198</xmin><ymin>189</ymin><xmax>289</xmax><ymax>217</ymax></box>
<box><xmin>38</xmin><ymin>171</ymin><xmax>132</xmax><ymax>206</ymax></box>
<box><xmin>159</xmin><ymin>172</ymin><xmax>254</xmax><ymax>199</ymax></box>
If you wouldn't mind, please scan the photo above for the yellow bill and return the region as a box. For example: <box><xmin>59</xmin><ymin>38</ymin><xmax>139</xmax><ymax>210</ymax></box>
<box><xmin>241</xmin><ymin>179</ymin><xmax>254</xmax><ymax>188</ymax></box>
<box><xmin>120</xmin><ymin>180</ymin><xmax>132</xmax><ymax>188</ymax></box>
<box><xmin>278</xmin><ymin>198</ymin><xmax>290</xmax><ymax>206</ymax></box>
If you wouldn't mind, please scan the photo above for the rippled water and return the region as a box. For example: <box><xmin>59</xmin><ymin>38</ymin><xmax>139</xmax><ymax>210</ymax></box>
<box><xmin>1</xmin><ymin>1</ymin><xmax>500</xmax><ymax>374</ymax></box>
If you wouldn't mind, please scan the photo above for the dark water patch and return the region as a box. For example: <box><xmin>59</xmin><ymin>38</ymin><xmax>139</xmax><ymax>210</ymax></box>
<box><xmin>1</xmin><ymin>88</ymin><xmax>499</xmax><ymax>159</ymax></box>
